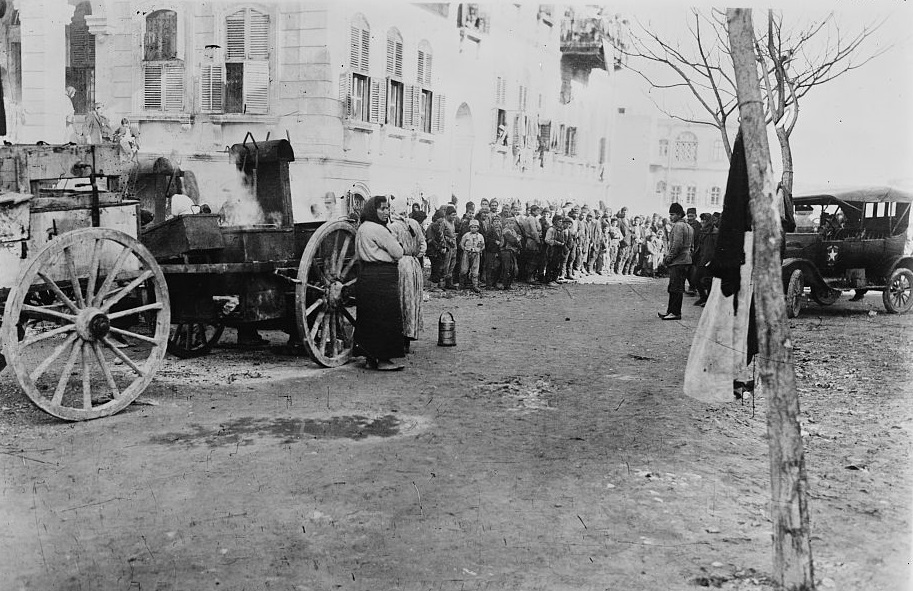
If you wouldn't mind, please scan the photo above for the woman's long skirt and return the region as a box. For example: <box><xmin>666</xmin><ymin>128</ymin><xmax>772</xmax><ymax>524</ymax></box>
<box><xmin>355</xmin><ymin>262</ymin><xmax>405</xmax><ymax>360</ymax></box>
<box><xmin>398</xmin><ymin>256</ymin><xmax>423</xmax><ymax>340</ymax></box>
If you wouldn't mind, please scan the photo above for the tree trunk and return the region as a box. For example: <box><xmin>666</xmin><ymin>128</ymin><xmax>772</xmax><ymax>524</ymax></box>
<box><xmin>776</xmin><ymin>124</ymin><xmax>794</xmax><ymax>198</ymax></box>
<box><xmin>726</xmin><ymin>9</ymin><xmax>815</xmax><ymax>591</ymax></box>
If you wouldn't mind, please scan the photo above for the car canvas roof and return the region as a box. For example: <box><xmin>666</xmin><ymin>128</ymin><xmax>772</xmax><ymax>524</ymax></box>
<box><xmin>793</xmin><ymin>186</ymin><xmax>913</xmax><ymax>206</ymax></box>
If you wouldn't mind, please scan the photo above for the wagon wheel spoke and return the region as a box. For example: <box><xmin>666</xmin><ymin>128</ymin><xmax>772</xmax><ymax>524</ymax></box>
<box><xmin>51</xmin><ymin>341</ymin><xmax>83</xmax><ymax>407</ymax></box>
<box><xmin>306</xmin><ymin>283</ymin><xmax>324</xmax><ymax>292</ymax></box>
<box><xmin>102</xmin><ymin>337</ymin><xmax>145</xmax><ymax>376</ymax></box>
<box><xmin>340</xmin><ymin>256</ymin><xmax>357</xmax><ymax>281</ymax></box>
<box><xmin>100</xmin><ymin>269</ymin><xmax>154</xmax><ymax>313</ymax></box>
<box><xmin>81</xmin><ymin>344</ymin><xmax>92</xmax><ymax>410</ymax></box>
<box><xmin>328</xmin><ymin>310</ymin><xmax>337</xmax><ymax>356</ymax></box>
<box><xmin>21</xmin><ymin>304</ymin><xmax>77</xmax><ymax>324</ymax></box>
<box><xmin>92</xmin><ymin>341</ymin><xmax>121</xmax><ymax>399</ymax></box>
<box><xmin>92</xmin><ymin>246</ymin><xmax>132</xmax><ymax>307</ymax></box>
<box><xmin>21</xmin><ymin>324</ymin><xmax>76</xmax><ymax>347</ymax></box>
<box><xmin>28</xmin><ymin>333</ymin><xmax>80</xmax><ymax>383</ymax></box>
<box><xmin>305</xmin><ymin>298</ymin><xmax>326</xmax><ymax>317</ymax></box>
<box><xmin>107</xmin><ymin>302</ymin><xmax>164</xmax><ymax>321</ymax></box>
<box><xmin>335</xmin><ymin>235</ymin><xmax>352</xmax><ymax>276</ymax></box>
<box><xmin>328</xmin><ymin>233</ymin><xmax>341</xmax><ymax>278</ymax></box>
<box><xmin>63</xmin><ymin>246</ymin><xmax>86</xmax><ymax>309</ymax></box>
<box><xmin>36</xmin><ymin>271</ymin><xmax>80</xmax><ymax>314</ymax></box>
<box><xmin>342</xmin><ymin>278</ymin><xmax>357</xmax><ymax>288</ymax></box>
<box><xmin>309</xmin><ymin>311</ymin><xmax>326</xmax><ymax>342</ymax></box>
<box><xmin>109</xmin><ymin>326</ymin><xmax>159</xmax><ymax>346</ymax></box>
<box><xmin>85</xmin><ymin>237</ymin><xmax>103</xmax><ymax>305</ymax></box>
<box><xmin>341</xmin><ymin>307</ymin><xmax>356</xmax><ymax>326</ymax></box>
<box><xmin>318</xmin><ymin>313</ymin><xmax>331</xmax><ymax>354</ymax></box>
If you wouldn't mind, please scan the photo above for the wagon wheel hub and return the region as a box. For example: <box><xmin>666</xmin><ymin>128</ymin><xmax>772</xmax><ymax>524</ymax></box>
<box><xmin>75</xmin><ymin>307</ymin><xmax>111</xmax><ymax>341</ymax></box>
<box><xmin>326</xmin><ymin>280</ymin><xmax>344</xmax><ymax>308</ymax></box>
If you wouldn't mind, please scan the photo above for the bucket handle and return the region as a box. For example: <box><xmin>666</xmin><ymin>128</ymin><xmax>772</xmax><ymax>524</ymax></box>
<box><xmin>439</xmin><ymin>312</ymin><xmax>454</xmax><ymax>323</ymax></box>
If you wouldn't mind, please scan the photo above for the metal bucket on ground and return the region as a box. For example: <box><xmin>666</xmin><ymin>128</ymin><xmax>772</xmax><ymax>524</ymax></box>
<box><xmin>437</xmin><ymin>312</ymin><xmax>456</xmax><ymax>346</ymax></box>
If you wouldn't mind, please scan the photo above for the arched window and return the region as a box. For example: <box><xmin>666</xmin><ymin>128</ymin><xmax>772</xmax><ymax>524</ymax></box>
<box><xmin>224</xmin><ymin>8</ymin><xmax>270</xmax><ymax>114</ymax></box>
<box><xmin>673</xmin><ymin>132</ymin><xmax>697</xmax><ymax>163</ymax></box>
<box><xmin>340</xmin><ymin>14</ymin><xmax>371</xmax><ymax>122</ymax></box>
<box><xmin>385</xmin><ymin>28</ymin><xmax>404</xmax><ymax>127</ymax></box>
<box><xmin>143</xmin><ymin>9</ymin><xmax>184</xmax><ymax>112</ymax></box>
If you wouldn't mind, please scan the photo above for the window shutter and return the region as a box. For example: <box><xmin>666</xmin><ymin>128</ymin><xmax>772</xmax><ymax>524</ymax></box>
<box><xmin>164</xmin><ymin>62</ymin><xmax>184</xmax><ymax>111</ymax></box>
<box><xmin>403</xmin><ymin>83</ymin><xmax>414</xmax><ymax>128</ymax></box>
<box><xmin>144</xmin><ymin>63</ymin><xmax>163</xmax><ymax>110</ymax></box>
<box><xmin>417</xmin><ymin>51</ymin><xmax>424</xmax><ymax>86</ymax></box>
<box><xmin>377</xmin><ymin>78</ymin><xmax>387</xmax><ymax>124</ymax></box>
<box><xmin>248</xmin><ymin>10</ymin><xmax>269</xmax><ymax>59</ymax></box>
<box><xmin>512</xmin><ymin>115</ymin><xmax>520</xmax><ymax>150</ymax></box>
<box><xmin>360</xmin><ymin>28</ymin><xmax>370</xmax><ymax>73</ymax></box>
<box><xmin>424</xmin><ymin>53</ymin><xmax>432</xmax><ymax>86</ymax></box>
<box><xmin>386</xmin><ymin>37</ymin><xmax>395</xmax><ymax>77</ymax></box>
<box><xmin>200</xmin><ymin>63</ymin><xmax>223</xmax><ymax>112</ymax></box>
<box><xmin>349</xmin><ymin>26</ymin><xmax>361</xmax><ymax>70</ymax></box>
<box><xmin>394</xmin><ymin>41</ymin><xmax>403</xmax><ymax>78</ymax></box>
<box><xmin>369</xmin><ymin>78</ymin><xmax>380</xmax><ymax>123</ymax></box>
<box><xmin>432</xmin><ymin>93</ymin><xmax>445</xmax><ymax>134</ymax></box>
<box><xmin>226</xmin><ymin>12</ymin><xmax>246</xmax><ymax>61</ymax></box>
<box><xmin>411</xmin><ymin>85</ymin><xmax>421</xmax><ymax>130</ymax></box>
<box><xmin>243</xmin><ymin>60</ymin><xmax>269</xmax><ymax>114</ymax></box>
<box><xmin>339</xmin><ymin>73</ymin><xmax>352</xmax><ymax>118</ymax></box>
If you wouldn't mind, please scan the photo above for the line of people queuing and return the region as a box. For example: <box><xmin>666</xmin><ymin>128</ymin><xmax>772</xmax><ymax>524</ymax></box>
<box><xmin>413</xmin><ymin>199</ymin><xmax>721</xmax><ymax>303</ymax></box>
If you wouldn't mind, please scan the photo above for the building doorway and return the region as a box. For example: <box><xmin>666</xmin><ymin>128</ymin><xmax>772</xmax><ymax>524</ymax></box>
<box><xmin>451</xmin><ymin>102</ymin><xmax>474</xmax><ymax>205</ymax></box>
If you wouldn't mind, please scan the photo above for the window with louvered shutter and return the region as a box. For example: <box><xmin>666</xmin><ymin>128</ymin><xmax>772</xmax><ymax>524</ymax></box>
<box><xmin>143</xmin><ymin>9</ymin><xmax>184</xmax><ymax>111</ymax></box>
<box><xmin>403</xmin><ymin>84</ymin><xmax>414</xmax><ymax>128</ymax></box>
<box><xmin>224</xmin><ymin>8</ymin><xmax>271</xmax><ymax>114</ymax></box>
<box><xmin>144</xmin><ymin>63</ymin><xmax>163</xmax><ymax>110</ymax></box>
<box><xmin>339</xmin><ymin>72</ymin><xmax>352</xmax><ymax>118</ymax></box>
<box><xmin>242</xmin><ymin>60</ymin><xmax>269</xmax><ymax>114</ymax></box>
<box><xmin>200</xmin><ymin>64</ymin><xmax>223</xmax><ymax>112</ymax></box>
<box><xmin>495</xmin><ymin>76</ymin><xmax>506</xmax><ymax>106</ymax></box>
<box><xmin>66</xmin><ymin>1</ymin><xmax>95</xmax><ymax>114</ymax></box>
<box><xmin>369</xmin><ymin>78</ymin><xmax>381</xmax><ymax>123</ymax></box>
<box><xmin>386</xmin><ymin>30</ymin><xmax>403</xmax><ymax>79</ymax></box>
<box><xmin>411</xmin><ymin>85</ymin><xmax>421</xmax><ymax>130</ymax></box>
<box><xmin>432</xmin><ymin>93</ymin><xmax>445</xmax><ymax>134</ymax></box>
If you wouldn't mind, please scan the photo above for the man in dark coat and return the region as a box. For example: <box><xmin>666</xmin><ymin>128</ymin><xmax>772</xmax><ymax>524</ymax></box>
<box><xmin>659</xmin><ymin>203</ymin><xmax>694</xmax><ymax>320</ymax></box>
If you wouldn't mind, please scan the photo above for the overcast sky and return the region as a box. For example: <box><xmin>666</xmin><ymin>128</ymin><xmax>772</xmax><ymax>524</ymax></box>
<box><xmin>614</xmin><ymin>3</ymin><xmax>913</xmax><ymax>192</ymax></box>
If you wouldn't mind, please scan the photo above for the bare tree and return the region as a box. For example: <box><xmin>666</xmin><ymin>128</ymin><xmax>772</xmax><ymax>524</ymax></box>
<box><xmin>618</xmin><ymin>8</ymin><xmax>887</xmax><ymax>192</ymax></box>
<box><xmin>620</xmin><ymin>10</ymin><xmax>738</xmax><ymax>158</ymax></box>
<box><xmin>758</xmin><ymin>11</ymin><xmax>887</xmax><ymax>196</ymax></box>
<box><xmin>728</xmin><ymin>10</ymin><xmax>817</xmax><ymax>590</ymax></box>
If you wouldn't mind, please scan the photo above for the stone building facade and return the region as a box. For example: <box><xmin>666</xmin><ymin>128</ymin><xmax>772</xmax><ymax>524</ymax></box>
<box><xmin>0</xmin><ymin>1</ymin><xmax>622</xmax><ymax>222</ymax></box>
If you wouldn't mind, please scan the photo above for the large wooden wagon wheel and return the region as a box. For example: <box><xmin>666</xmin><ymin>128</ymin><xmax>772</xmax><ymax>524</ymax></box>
<box><xmin>296</xmin><ymin>220</ymin><xmax>357</xmax><ymax>367</ymax></box>
<box><xmin>2</xmin><ymin>228</ymin><xmax>171</xmax><ymax>421</ymax></box>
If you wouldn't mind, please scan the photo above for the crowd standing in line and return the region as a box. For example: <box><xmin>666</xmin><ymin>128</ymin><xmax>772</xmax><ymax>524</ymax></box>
<box><xmin>415</xmin><ymin>197</ymin><xmax>721</xmax><ymax>300</ymax></box>
<box><xmin>353</xmin><ymin>194</ymin><xmax>725</xmax><ymax>370</ymax></box>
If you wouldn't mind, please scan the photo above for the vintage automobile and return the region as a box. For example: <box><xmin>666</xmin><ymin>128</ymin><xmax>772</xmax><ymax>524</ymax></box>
<box><xmin>782</xmin><ymin>186</ymin><xmax>913</xmax><ymax>317</ymax></box>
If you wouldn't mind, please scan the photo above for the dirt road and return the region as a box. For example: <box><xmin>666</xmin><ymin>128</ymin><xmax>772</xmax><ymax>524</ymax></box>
<box><xmin>1</xmin><ymin>278</ymin><xmax>910</xmax><ymax>590</ymax></box>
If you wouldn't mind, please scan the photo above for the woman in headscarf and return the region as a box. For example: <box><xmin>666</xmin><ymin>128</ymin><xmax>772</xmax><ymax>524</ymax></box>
<box><xmin>388</xmin><ymin>200</ymin><xmax>426</xmax><ymax>353</ymax></box>
<box><xmin>354</xmin><ymin>195</ymin><xmax>406</xmax><ymax>371</ymax></box>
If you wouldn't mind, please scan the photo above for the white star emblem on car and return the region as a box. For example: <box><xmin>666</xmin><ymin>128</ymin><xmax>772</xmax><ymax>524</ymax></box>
<box><xmin>826</xmin><ymin>246</ymin><xmax>839</xmax><ymax>262</ymax></box>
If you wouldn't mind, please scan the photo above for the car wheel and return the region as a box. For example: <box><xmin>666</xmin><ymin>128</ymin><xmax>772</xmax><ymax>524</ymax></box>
<box><xmin>811</xmin><ymin>286</ymin><xmax>840</xmax><ymax>306</ymax></box>
<box><xmin>786</xmin><ymin>269</ymin><xmax>804</xmax><ymax>319</ymax></box>
<box><xmin>882</xmin><ymin>268</ymin><xmax>913</xmax><ymax>314</ymax></box>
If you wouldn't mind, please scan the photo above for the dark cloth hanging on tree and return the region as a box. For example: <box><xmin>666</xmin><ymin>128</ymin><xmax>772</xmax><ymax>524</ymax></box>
<box><xmin>707</xmin><ymin>130</ymin><xmax>757</xmax><ymax>364</ymax></box>
<box><xmin>709</xmin><ymin>130</ymin><xmax>752</xmax><ymax>297</ymax></box>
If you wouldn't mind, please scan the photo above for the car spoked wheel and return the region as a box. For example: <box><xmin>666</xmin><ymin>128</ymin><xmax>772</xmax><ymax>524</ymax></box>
<box><xmin>785</xmin><ymin>269</ymin><xmax>804</xmax><ymax>319</ymax></box>
<box><xmin>882</xmin><ymin>268</ymin><xmax>913</xmax><ymax>314</ymax></box>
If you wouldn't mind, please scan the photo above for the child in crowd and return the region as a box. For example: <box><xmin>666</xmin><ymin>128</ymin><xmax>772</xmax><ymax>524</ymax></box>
<box><xmin>460</xmin><ymin>219</ymin><xmax>485</xmax><ymax>293</ymax></box>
